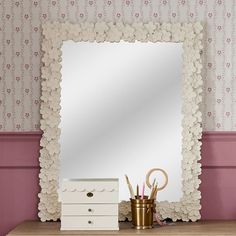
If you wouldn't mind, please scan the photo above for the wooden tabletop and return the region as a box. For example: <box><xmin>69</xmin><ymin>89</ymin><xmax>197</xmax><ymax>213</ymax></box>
<box><xmin>7</xmin><ymin>220</ymin><xmax>236</xmax><ymax>236</ymax></box>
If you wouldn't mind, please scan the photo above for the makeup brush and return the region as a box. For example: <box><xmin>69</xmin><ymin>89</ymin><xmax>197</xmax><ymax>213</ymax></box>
<box><xmin>136</xmin><ymin>184</ymin><xmax>139</xmax><ymax>199</ymax></box>
<box><xmin>152</xmin><ymin>178</ymin><xmax>156</xmax><ymax>188</ymax></box>
<box><xmin>141</xmin><ymin>182</ymin><xmax>145</xmax><ymax>199</ymax></box>
<box><xmin>125</xmin><ymin>175</ymin><xmax>135</xmax><ymax>199</ymax></box>
<box><xmin>149</xmin><ymin>183</ymin><xmax>156</xmax><ymax>199</ymax></box>
<box><xmin>153</xmin><ymin>186</ymin><xmax>158</xmax><ymax>200</ymax></box>
<box><xmin>150</xmin><ymin>184</ymin><xmax>157</xmax><ymax>199</ymax></box>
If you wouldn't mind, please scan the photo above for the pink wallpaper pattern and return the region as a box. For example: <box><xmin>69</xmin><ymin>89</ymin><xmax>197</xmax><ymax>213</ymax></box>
<box><xmin>0</xmin><ymin>0</ymin><xmax>236</xmax><ymax>131</ymax></box>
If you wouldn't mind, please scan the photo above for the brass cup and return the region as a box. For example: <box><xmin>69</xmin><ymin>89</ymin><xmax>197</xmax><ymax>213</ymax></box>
<box><xmin>130</xmin><ymin>197</ymin><xmax>155</xmax><ymax>229</ymax></box>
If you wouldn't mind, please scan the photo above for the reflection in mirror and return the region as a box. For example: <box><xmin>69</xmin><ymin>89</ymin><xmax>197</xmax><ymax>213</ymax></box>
<box><xmin>59</xmin><ymin>41</ymin><xmax>183</xmax><ymax>202</ymax></box>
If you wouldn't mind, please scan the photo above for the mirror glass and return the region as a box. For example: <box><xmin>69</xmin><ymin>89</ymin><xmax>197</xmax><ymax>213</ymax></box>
<box><xmin>59</xmin><ymin>41</ymin><xmax>183</xmax><ymax>202</ymax></box>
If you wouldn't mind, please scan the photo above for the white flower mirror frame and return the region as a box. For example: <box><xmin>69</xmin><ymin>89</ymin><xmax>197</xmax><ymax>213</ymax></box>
<box><xmin>39</xmin><ymin>21</ymin><xmax>203</xmax><ymax>222</ymax></box>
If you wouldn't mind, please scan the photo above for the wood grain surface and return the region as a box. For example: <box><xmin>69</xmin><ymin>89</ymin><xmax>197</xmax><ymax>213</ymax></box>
<box><xmin>7</xmin><ymin>221</ymin><xmax>236</xmax><ymax>236</ymax></box>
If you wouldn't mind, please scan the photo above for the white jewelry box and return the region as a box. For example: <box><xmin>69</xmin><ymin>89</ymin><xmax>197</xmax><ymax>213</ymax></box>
<box><xmin>60</xmin><ymin>178</ymin><xmax>119</xmax><ymax>230</ymax></box>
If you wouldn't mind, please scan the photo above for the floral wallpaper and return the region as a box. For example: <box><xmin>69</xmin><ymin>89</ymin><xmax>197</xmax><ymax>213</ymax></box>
<box><xmin>0</xmin><ymin>0</ymin><xmax>235</xmax><ymax>131</ymax></box>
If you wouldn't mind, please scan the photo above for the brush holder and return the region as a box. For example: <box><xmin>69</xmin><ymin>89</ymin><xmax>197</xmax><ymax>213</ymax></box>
<box><xmin>130</xmin><ymin>197</ymin><xmax>155</xmax><ymax>229</ymax></box>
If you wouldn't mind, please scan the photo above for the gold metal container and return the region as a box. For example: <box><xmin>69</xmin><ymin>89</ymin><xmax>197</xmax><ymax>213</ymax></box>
<box><xmin>130</xmin><ymin>197</ymin><xmax>155</xmax><ymax>229</ymax></box>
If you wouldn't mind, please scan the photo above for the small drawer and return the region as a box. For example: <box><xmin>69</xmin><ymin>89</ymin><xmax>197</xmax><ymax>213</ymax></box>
<box><xmin>61</xmin><ymin>191</ymin><xmax>118</xmax><ymax>204</ymax></box>
<box><xmin>61</xmin><ymin>216</ymin><xmax>119</xmax><ymax>230</ymax></box>
<box><xmin>62</xmin><ymin>204</ymin><xmax>118</xmax><ymax>216</ymax></box>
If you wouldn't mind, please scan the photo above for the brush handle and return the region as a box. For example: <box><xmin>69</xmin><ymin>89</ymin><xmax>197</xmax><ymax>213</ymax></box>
<box><xmin>141</xmin><ymin>183</ymin><xmax>145</xmax><ymax>199</ymax></box>
<box><xmin>125</xmin><ymin>175</ymin><xmax>135</xmax><ymax>199</ymax></box>
<box><xmin>136</xmin><ymin>185</ymin><xmax>139</xmax><ymax>199</ymax></box>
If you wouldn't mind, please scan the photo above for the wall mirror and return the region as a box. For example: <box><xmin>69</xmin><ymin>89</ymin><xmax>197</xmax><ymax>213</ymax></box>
<box><xmin>39</xmin><ymin>22</ymin><xmax>203</xmax><ymax>222</ymax></box>
<box><xmin>59</xmin><ymin>41</ymin><xmax>183</xmax><ymax>203</ymax></box>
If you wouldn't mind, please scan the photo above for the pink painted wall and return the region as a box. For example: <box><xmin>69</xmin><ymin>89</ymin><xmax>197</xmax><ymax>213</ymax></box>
<box><xmin>0</xmin><ymin>132</ymin><xmax>41</xmax><ymax>236</ymax></box>
<box><xmin>200</xmin><ymin>132</ymin><xmax>236</xmax><ymax>219</ymax></box>
<box><xmin>1</xmin><ymin>132</ymin><xmax>236</xmax><ymax>235</ymax></box>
